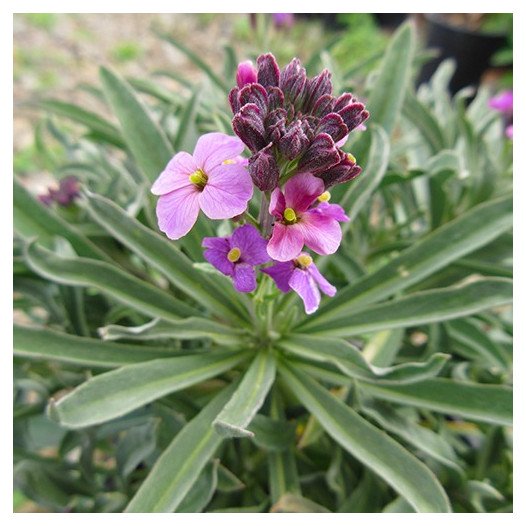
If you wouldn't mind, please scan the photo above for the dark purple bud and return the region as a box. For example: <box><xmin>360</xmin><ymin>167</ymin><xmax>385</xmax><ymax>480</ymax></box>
<box><xmin>317</xmin><ymin>113</ymin><xmax>348</xmax><ymax>143</ymax></box>
<box><xmin>265</xmin><ymin>108</ymin><xmax>287</xmax><ymax>143</ymax></box>
<box><xmin>38</xmin><ymin>192</ymin><xmax>54</xmax><ymax>206</ymax></box>
<box><xmin>55</xmin><ymin>176</ymin><xmax>80</xmax><ymax>206</ymax></box>
<box><xmin>267</xmin><ymin>86</ymin><xmax>285</xmax><ymax>112</ymax></box>
<box><xmin>256</xmin><ymin>53</ymin><xmax>280</xmax><ymax>89</ymax></box>
<box><xmin>238</xmin><ymin>83</ymin><xmax>268</xmax><ymax>115</ymax></box>
<box><xmin>298</xmin><ymin>132</ymin><xmax>341</xmax><ymax>175</ymax></box>
<box><xmin>338</xmin><ymin>103</ymin><xmax>369</xmax><ymax>132</ymax></box>
<box><xmin>302</xmin><ymin>69</ymin><xmax>332</xmax><ymax>112</ymax></box>
<box><xmin>280</xmin><ymin>58</ymin><xmax>307</xmax><ymax>105</ymax></box>
<box><xmin>279</xmin><ymin>120</ymin><xmax>310</xmax><ymax>160</ymax></box>
<box><xmin>248</xmin><ymin>143</ymin><xmax>280</xmax><ymax>191</ymax></box>
<box><xmin>232</xmin><ymin>103</ymin><xmax>267</xmax><ymax>153</ymax></box>
<box><xmin>236</xmin><ymin>60</ymin><xmax>258</xmax><ymax>88</ymax></box>
<box><xmin>317</xmin><ymin>151</ymin><xmax>362</xmax><ymax>188</ymax></box>
<box><xmin>333</xmin><ymin>93</ymin><xmax>355</xmax><ymax>112</ymax></box>
<box><xmin>312</xmin><ymin>94</ymin><xmax>334</xmax><ymax>118</ymax></box>
<box><xmin>228</xmin><ymin>87</ymin><xmax>240</xmax><ymax>114</ymax></box>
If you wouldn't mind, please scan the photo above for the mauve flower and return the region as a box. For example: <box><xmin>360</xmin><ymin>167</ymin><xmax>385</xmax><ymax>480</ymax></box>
<box><xmin>262</xmin><ymin>252</ymin><xmax>336</xmax><ymax>314</ymax></box>
<box><xmin>152</xmin><ymin>133</ymin><xmax>253</xmax><ymax>240</ymax></box>
<box><xmin>506</xmin><ymin>124</ymin><xmax>513</xmax><ymax>139</ymax></box>
<box><xmin>489</xmin><ymin>90</ymin><xmax>513</xmax><ymax>115</ymax></box>
<box><xmin>38</xmin><ymin>176</ymin><xmax>80</xmax><ymax>207</ymax></box>
<box><xmin>272</xmin><ymin>13</ymin><xmax>295</xmax><ymax>28</ymax></box>
<box><xmin>267</xmin><ymin>172</ymin><xmax>348</xmax><ymax>261</ymax></box>
<box><xmin>236</xmin><ymin>61</ymin><xmax>258</xmax><ymax>88</ymax></box>
<box><xmin>203</xmin><ymin>224</ymin><xmax>270</xmax><ymax>293</ymax></box>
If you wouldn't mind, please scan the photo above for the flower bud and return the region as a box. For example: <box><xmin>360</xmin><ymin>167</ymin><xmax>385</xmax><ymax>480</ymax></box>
<box><xmin>316</xmin><ymin>113</ymin><xmax>348</xmax><ymax>143</ymax></box>
<box><xmin>298</xmin><ymin>133</ymin><xmax>340</xmax><ymax>175</ymax></box>
<box><xmin>238</xmin><ymin>83</ymin><xmax>269</xmax><ymax>115</ymax></box>
<box><xmin>280</xmin><ymin>58</ymin><xmax>307</xmax><ymax>105</ymax></box>
<box><xmin>302</xmin><ymin>69</ymin><xmax>332</xmax><ymax>112</ymax></box>
<box><xmin>232</xmin><ymin>103</ymin><xmax>267</xmax><ymax>153</ymax></box>
<box><xmin>248</xmin><ymin>143</ymin><xmax>280</xmax><ymax>191</ymax></box>
<box><xmin>279</xmin><ymin>120</ymin><xmax>310</xmax><ymax>160</ymax></box>
<box><xmin>236</xmin><ymin>60</ymin><xmax>257</xmax><ymax>88</ymax></box>
<box><xmin>256</xmin><ymin>53</ymin><xmax>280</xmax><ymax>89</ymax></box>
<box><xmin>317</xmin><ymin>152</ymin><xmax>362</xmax><ymax>188</ymax></box>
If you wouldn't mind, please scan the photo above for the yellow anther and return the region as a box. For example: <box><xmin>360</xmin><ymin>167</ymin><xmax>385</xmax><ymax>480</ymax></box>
<box><xmin>296</xmin><ymin>254</ymin><xmax>313</xmax><ymax>268</ymax></box>
<box><xmin>347</xmin><ymin>153</ymin><xmax>357</xmax><ymax>164</ymax></box>
<box><xmin>283</xmin><ymin>207</ymin><xmax>297</xmax><ymax>223</ymax></box>
<box><xmin>189</xmin><ymin>169</ymin><xmax>208</xmax><ymax>188</ymax></box>
<box><xmin>222</xmin><ymin>159</ymin><xmax>236</xmax><ymax>165</ymax></box>
<box><xmin>227</xmin><ymin>247</ymin><xmax>241</xmax><ymax>263</ymax></box>
<box><xmin>318</xmin><ymin>191</ymin><xmax>331</xmax><ymax>203</ymax></box>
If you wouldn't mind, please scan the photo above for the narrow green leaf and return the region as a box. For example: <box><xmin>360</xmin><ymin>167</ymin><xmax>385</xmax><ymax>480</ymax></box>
<box><xmin>213</xmin><ymin>352</ymin><xmax>276</xmax><ymax>437</ymax></box>
<box><xmin>248</xmin><ymin>415</ymin><xmax>296</xmax><ymax>452</ymax></box>
<box><xmin>177</xmin><ymin>460</ymin><xmax>219</xmax><ymax>513</ymax></box>
<box><xmin>14</xmin><ymin>179</ymin><xmax>109</xmax><ymax>261</ymax></box>
<box><xmin>24</xmin><ymin>241</ymin><xmax>199</xmax><ymax>322</ymax></box>
<box><xmin>173</xmin><ymin>88</ymin><xmax>200</xmax><ymax>152</ymax></box>
<box><xmin>301</xmin><ymin>194</ymin><xmax>512</xmax><ymax>330</ymax></box>
<box><xmin>278</xmin><ymin>334</ymin><xmax>449</xmax><ymax>385</ymax></box>
<box><xmin>301</xmin><ymin>278</ymin><xmax>512</xmax><ymax>338</ymax></box>
<box><xmin>125</xmin><ymin>382</ymin><xmax>238</xmax><ymax>512</ymax></box>
<box><xmin>14</xmin><ymin>325</ymin><xmax>175</xmax><ymax>368</ymax></box>
<box><xmin>99</xmin><ymin>67</ymin><xmax>173</xmax><ymax>182</ymax></box>
<box><xmin>84</xmin><ymin>192</ymin><xmax>248</xmax><ymax>324</ymax></box>
<box><xmin>50</xmin><ymin>351</ymin><xmax>248</xmax><ymax>428</ymax></box>
<box><xmin>360</xmin><ymin>378</ymin><xmax>512</xmax><ymax>426</ymax></box>
<box><xmin>99</xmin><ymin>317</ymin><xmax>246</xmax><ymax>348</ymax></box>
<box><xmin>279</xmin><ymin>362</ymin><xmax>451</xmax><ymax>512</ymax></box>
<box><xmin>271</xmin><ymin>494</ymin><xmax>330</xmax><ymax>513</ymax></box>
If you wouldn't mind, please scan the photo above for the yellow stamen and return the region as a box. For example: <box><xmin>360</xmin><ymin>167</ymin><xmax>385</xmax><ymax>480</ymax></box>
<box><xmin>296</xmin><ymin>254</ymin><xmax>313</xmax><ymax>268</ymax></box>
<box><xmin>318</xmin><ymin>191</ymin><xmax>331</xmax><ymax>203</ymax></box>
<box><xmin>189</xmin><ymin>169</ymin><xmax>208</xmax><ymax>188</ymax></box>
<box><xmin>283</xmin><ymin>207</ymin><xmax>297</xmax><ymax>223</ymax></box>
<box><xmin>347</xmin><ymin>153</ymin><xmax>357</xmax><ymax>164</ymax></box>
<box><xmin>222</xmin><ymin>159</ymin><xmax>236</xmax><ymax>165</ymax></box>
<box><xmin>227</xmin><ymin>247</ymin><xmax>241</xmax><ymax>263</ymax></box>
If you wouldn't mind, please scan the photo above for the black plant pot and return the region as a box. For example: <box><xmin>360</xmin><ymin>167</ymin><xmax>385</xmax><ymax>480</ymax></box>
<box><xmin>417</xmin><ymin>14</ymin><xmax>508</xmax><ymax>93</ymax></box>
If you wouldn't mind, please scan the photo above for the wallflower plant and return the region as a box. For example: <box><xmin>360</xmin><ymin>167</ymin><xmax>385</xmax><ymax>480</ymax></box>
<box><xmin>14</xmin><ymin>23</ymin><xmax>512</xmax><ymax>513</ymax></box>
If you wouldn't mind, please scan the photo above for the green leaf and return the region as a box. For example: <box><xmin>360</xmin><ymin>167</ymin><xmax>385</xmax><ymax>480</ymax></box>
<box><xmin>302</xmin><ymin>278</ymin><xmax>512</xmax><ymax>338</ymax></box>
<box><xmin>278</xmin><ymin>334</ymin><xmax>449</xmax><ymax>384</ymax></box>
<box><xmin>99</xmin><ymin>317</ymin><xmax>246</xmax><ymax>348</ymax></box>
<box><xmin>24</xmin><ymin>241</ymin><xmax>199</xmax><ymax>322</ymax></box>
<box><xmin>99</xmin><ymin>67</ymin><xmax>173</xmax><ymax>182</ymax></box>
<box><xmin>37</xmin><ymin>98</ymin><xmax>125</xmax><ymax>148</ymax></box>
<box><xmin>14</xmin><ymin>325</ymin><xmax>175</xmax><ymax>368</ymax></box>
<box><xmin>360</xmin><ymin>378</ymin><xmax>512</xmax><ymax>426</ymax></box>
<box><xmin>83</xmin><ymin>192</ymin><xmax>249</xmax><ymax>324</ymax></box>
<box><xmin>270</xmin><ymin>494</ymin><xmax>330</xmax><ymax>513</ymax></box>
<box><xmin>173</xmin><ymin>88</ymin><xmax>200</xmax><ymax>152</ymax></box>
<box><xmin>301</xmin><ymin>194</ymin><xmax>512</xmax><ymax>330</ymax></box>
<box><xmin>213</xmin><ymin>352</ymin><xmax>276</xmax><ymax>437</ymax></box>
<box><xmin>125</xmin><ymin>382</ymin><xmax>237</xmax><ymax>512</ymax></box>
<box><xmin>248</xmin><ymin>415</ymin><xmax>296</xmax><ymax>452</ymax></box>
<box><xmin>50</xmin><ymin>351</ymin><xmax>249</xmax><ymax>428</ymax></box>
<box><xmin>177</xmin><ymin>460</ymin><xmax>219</xmax><ymax>512</ymax></box>
<box><xmin>14</xmin><ymin>179</ymin><xmax>109</xmax><ymax>261</ymax></box>
<box><xmin>279</xmin><ymin>362</ymin><xmax>451</xmax><ymax>513</ymax></box>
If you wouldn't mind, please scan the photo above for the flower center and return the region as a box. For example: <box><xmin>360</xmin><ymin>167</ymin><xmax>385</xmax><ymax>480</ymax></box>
<box><xmin>222</xmin><ymin>159</ymin><xmax>236</xmax><ymax>165</ymax></box>
<box><xmin>227</xmin><ymin>247</ymin><xmax>241</xmax><ymax>263</ymax></box>
<box><xmin>296</xmin><ymin>254</ymin><xmax>313</xmax><ymax>268</ymax></box>
<box><xmin>283</xmin><ymin>207</ymin><xmax>297</xmax><ymax>224</ymax></box>
<box><xmin>347</xmin><ymin>153</ymin><xmax>356</xmax><ymax>164</ymax></box>
<box><xmin>317</xmin><ymin>191</ymin><xmax>331</xmax><ymax>203</ymax></box>
<box><xmin>189</xmin><ymin>169</ymin><xmax>208</xmax><ymax>189</ymax></box>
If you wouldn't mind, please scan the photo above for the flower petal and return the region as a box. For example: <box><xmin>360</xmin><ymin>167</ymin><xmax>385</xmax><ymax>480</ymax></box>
<box><xmin>156</xmin><ymin>186</ymin><xmax>200</xmax><ymax>240</ymax></box>
<box><xmin>151</xmin><ymin>152</ymin><xmax>198</xmax><ymax>195</ymax></box>
<box><xmin>199</xmin><ymin>164</ymin><xmax>253</xmax><ymax>220</ymax></box>
<box><xmin>202</xmin><ymin>236</ymin><xmax>235</xmax><ymax>276</ymax></box>
<box><xmin>314</xmin><ymin>202</ymin><xmax>349</xmax><ymax>222</ymax></box>
<box><xmin>289</xmin><ymin>268</ymin><xmax>321</xmax><ymax>314</ymax></box>
<box><xmin>193</xmin><ymin>132</ymin><xmax>246</xmax><ymax>172</ymax></box>
<box><xmin>298</xmin><ymin>210</ymin><xmax>342</xmax><ymax>255</ymax></box>
<box><xmin>267</xmin><ymin>223</ymin><xmax>304</xmax><ymax>262</ymax></box>
<box><xmin>269</xmin><ymin>187</ymin><xmax>286</xmax><ymax>218</ymax></box>
<box><xmin>231</xmin><ymin>224</ymin><xmax>270</xmax><ymax>266</ymax></box>
<box><xmin>283</xmin><ymin>172</ymin><xmax>324</xmax><ymax>213</ymax></box>
<box><xmin>261</xmin><ymin>261</ymin><xmax>294</xmax><ymax>292</ymax></box>
<box><xmin>232</xmin><ymin>263</ymin><xmax>257</xmax><ymax>293</ymax></box>
<box><xmin>309</xmin><ymin>263</ymin><xmax>337</xmax><ymax>297</ymax></box>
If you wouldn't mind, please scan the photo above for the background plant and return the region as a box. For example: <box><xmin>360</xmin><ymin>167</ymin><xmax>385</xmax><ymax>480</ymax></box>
<box><xmin>14</xmin><ymin>20</ymin><xmax>512</xmax><ymax>513</ymax></box>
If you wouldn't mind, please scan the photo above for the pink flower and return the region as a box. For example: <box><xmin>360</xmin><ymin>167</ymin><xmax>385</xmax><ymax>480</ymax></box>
<box><xmin>152</xmin><ymin>133</ymin><xmax>253</xmax><ymax>240</ymax></box>
<box><xmin>262</xmin><ymin>253</ymin><xmax>336</xmax><ymax>314</ymax></box>
<box><xmin>236</xmin><ymin>61</ymin><xmax>258</xmax><ymax>88</ymax></box>
<box><xmin>267</xmin><ymin>172</ymin><xmax>348</xmax><ymax>261</ymax></box>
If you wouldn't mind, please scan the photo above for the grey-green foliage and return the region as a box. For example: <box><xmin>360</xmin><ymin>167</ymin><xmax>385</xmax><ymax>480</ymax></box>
<box><xmin>14</xmin><ymin>22</ymin><xmax>512</xmax><ymax>513</ymax></box>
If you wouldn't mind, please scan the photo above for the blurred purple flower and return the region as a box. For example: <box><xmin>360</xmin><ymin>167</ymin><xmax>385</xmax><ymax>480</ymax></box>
<box><xmin>262</xmin><ymin>252</ymin><xmax>336</xmax><ymax>314</ymax></box>
<box><xmin>272</xmin><ymin>13</ymin><xmax>295</xmax><ymax>28</ymax></box>
<box><xmin>38</xmin><ymin>176</ymin><xmax>80</xmax><ymax>207</ymax></box>
<box><xmin>203</xmin><ymin>224</ymin><xmax>270</xmax><ymax>293</ymax></box>
<box><xmin>152</xmin><ymin>133</ymin><xmax>253</xmax><ymax>240</ymax></box>
<box><xmin>489</xmin><ymin>90</ymin><xmax>513</xmax><ymax>139</ymax></box>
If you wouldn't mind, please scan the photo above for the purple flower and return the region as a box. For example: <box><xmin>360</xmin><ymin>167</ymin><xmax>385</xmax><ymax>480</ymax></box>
<box><xmin>506</xmin><ymin>124</ymin><xmax>513</xmax><ymax>139</ymax></box>
<box><xmin>267</xmin><ymin>172</ymin><xmax>348</xmax><ymax>261</ymax></box>
<box><xmin>236</xmin><ymin>61</ymin><xmax>258</xmax><ymax>88</ymax></box>
<box><xmin>38</xmin><ymin>176</ymin><xmax>80</xmax><ymax>207</ymax></box>
<box><xmin>272</xmin><ymin>13</ymin><xmax>295</xmax><ymax>29</ymax></box>
<box><xmin>202</xmin><ymin>224</ymin><xmax>270</xmax><ymax>293</ymax></box>
<box><xmin>152</xmin><ymin>133</ymin><xmax>253</xmax><ymax>240</ymax></box>
<box><xmin>262</xmin><ymin>253</ymin><xmax>336</xmax><ymax>314</ymax></box>
<box><xmin>489</xmin><ymin>90</ymin><xmax>513</xmax><ymax>115</ymax></box>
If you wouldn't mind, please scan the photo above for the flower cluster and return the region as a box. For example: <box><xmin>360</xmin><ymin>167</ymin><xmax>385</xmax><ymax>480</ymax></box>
<box><xmin>153</xmin><ymin>53</ymin><xmax>369</xmax><ymax>314</ymax></box>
